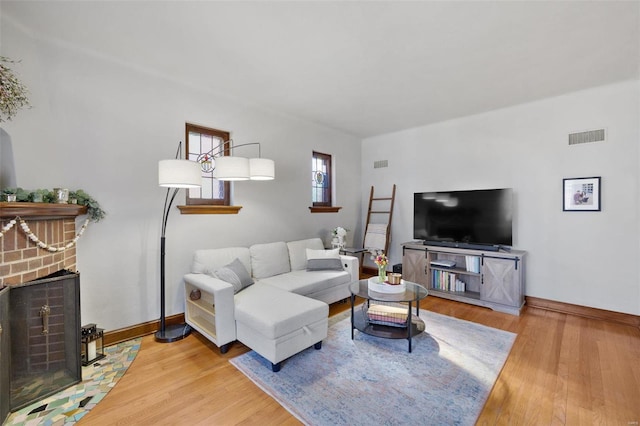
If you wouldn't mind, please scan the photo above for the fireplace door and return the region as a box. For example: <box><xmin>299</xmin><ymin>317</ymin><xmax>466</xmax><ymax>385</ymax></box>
<box><xmin>9</xmin><ymin>270</ymin><xmax>81</xmax><ymax>411</ymax></box>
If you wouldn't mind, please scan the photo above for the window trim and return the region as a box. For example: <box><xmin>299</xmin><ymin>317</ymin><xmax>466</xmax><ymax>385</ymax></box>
<box><xmin>310</xmin><ymin>150</ymin><xmax>342</xmax><ymax>213</ymax></box>
<box><xmin>178</xmin><ymin>205</ymin><xmax>242</xmax><ymax>215</ymax></box>
<box><xmin>312</xmin><ymin>151</ymin><xmax>332</xmax><ymax>207</ymax></box>
<box><xmin>185</xmin><ymin>123</ymin><xmax>230</xmax><ymax>206</ymax></box>
<box><xmin>309</xmin><ymin>206</ymin><xmax>342</xmax><ymax>213</ymax></box>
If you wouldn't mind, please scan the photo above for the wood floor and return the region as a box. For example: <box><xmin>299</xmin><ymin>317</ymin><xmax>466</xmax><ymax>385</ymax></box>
<box><xmin>80</xmin><ymin>298</ymin><xmax>640</xmax><ymax>425</ymax></box>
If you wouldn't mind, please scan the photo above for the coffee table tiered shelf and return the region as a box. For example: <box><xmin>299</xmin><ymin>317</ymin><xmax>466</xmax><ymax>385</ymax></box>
<box><xmin>349</xmin><ymin>279</ymin><xmax>428</xmax><ymax>352</ymax></box>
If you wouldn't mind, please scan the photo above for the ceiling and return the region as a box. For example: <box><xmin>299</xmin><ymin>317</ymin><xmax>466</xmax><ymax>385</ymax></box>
<box><xmin>2</xmin><ymin>1</ymin><xmax>639</xmax><ymax>138</ymax></box>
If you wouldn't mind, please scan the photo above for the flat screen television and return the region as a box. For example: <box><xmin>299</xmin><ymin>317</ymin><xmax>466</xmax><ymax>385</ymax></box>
<box><xmin>413</xmin><ymin>188</ymin><xmax>513</xmax><ymax>249</ymax></box>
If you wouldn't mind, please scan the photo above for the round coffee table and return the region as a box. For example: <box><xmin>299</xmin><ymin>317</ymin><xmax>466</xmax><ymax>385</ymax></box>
<box><xmin>349</xmin><ymin>279</ymin><xmax>428</xmax><ymax>352</ymax></box>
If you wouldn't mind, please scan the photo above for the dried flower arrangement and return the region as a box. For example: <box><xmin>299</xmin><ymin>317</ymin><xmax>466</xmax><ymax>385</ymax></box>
<box><xmin>0</xmin><ymin>56</ymin><xmax>31</xmax><ymax>122</ymax></box>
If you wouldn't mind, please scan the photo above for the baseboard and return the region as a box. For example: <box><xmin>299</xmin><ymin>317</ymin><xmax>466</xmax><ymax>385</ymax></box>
<box><xmin>525</xmin><ymin>296</ymin><xmax>640</xmax><ymax>328</ymax></box>
<box><xmin>103</xmin><ymin>314</ymin><xmax>185</xmax><ymax>346</ymax></box>
<box><xmin>103</xmin><ymin>298</ymin><xmax>639</xmax><ymax>346</ymax></box>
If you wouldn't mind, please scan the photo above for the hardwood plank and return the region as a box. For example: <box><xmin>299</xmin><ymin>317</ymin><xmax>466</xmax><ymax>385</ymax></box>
<box><xmin>551</xmin><ymin>313</ymin><xmax>575</xmax><ymax>424</ymax></box>
<box><xmin>597</xmin><ymin>320</ymin><xmax>640</xmax><ymax>424</ymax></box>
<box><xmin>80</xmin><ymin>297</ymin><xmax>640</xmax><ymax>425</ymax></box>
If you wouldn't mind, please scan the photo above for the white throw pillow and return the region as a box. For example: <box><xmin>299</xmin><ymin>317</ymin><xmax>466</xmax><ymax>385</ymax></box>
<box><xmin>287</xmin><ymin>238</ymin><xmax>325</xmax><ymax>271</ymax></box>
<box><xmin>306</xmin><ymin>248</ymin><xmax>340</xmax><ymax>259</ymax></box>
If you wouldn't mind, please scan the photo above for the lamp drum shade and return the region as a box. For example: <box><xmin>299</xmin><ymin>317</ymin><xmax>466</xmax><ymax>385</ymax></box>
<box><xmin>249</xmin><ymin>158</ymin><xmax>275</xmax><ymax>180</ymax></box>
<box><xmin>158</xmin><ymin>159</ymin><xmax>202</xmax><ymax>188</ymax></box>
<box><xmin>214</xmin><ymin>156</ymin><xmax>250</xmax><ymax>181</ymax></box>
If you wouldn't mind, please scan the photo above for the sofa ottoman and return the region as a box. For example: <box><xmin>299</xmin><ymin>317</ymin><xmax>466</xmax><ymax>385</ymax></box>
<box><xmin>234</xmin><ymin>284</ymin><xmax>328</xmax><ymax>372</ymax></box>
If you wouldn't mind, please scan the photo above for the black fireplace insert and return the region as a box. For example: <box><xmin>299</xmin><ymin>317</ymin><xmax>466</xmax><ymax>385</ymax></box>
<box><xmin>6</xmin><ymin>270</ymin><xmax>81</xmax><ymax>412</ymax></box>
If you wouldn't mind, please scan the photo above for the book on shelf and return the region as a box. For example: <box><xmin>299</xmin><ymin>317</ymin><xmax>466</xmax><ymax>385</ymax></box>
<box><xmin>465</xmin><ymin>255</ymin><xmax>481</xmax><ymax>273</ymax></box>
<box><xmin>432</xmin><ymin>270</ymin><xmax>466</xmax><ymax>292</ymax></box>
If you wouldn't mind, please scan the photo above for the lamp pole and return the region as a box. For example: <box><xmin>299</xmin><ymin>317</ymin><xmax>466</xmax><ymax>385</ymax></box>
<box><xmin>155</xmin><ymin>187</ymin><xmax>189</xmax><ymax>342</ymax></box>
<box><xmin>155</xmin><ymin>143</ymin><xmax>201</xmax><ymax>343</ymax></box>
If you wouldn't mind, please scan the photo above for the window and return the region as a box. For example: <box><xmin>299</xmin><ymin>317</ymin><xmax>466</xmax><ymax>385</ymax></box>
<box><xmin>179</xmin><ymin>124</ymin><xmax>242</xmax><ymax>214</ymax></box>
<box><xmin>185</xmin><ymin>123</ymin><xmax>230</xmax><ymax>206</ymax></box>
<box><xmin>312</xmin><ymin>151</ymin><xmax>331</xmax><ymax>206</ymax></box>
<box><xmin>310</xmin><ymin>151</ymin><xmax>341</xmax><ymax>213</ymax></box>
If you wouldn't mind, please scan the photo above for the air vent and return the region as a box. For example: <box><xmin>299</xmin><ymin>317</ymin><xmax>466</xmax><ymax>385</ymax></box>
<box><xmin>374</xmin><ymin>160</ymin><xmax>388</xmax><ymax>169</ymax></box>
<box><xmin>568</xmin><ymin>128</ymin><xmax>606</xmax><ymax>146</ymax></box>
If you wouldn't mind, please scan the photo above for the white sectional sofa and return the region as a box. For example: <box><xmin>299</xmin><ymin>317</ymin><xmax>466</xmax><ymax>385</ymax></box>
<box><xmin>183</xmin><ymin>238</ymin><xmax>359</xmax><ymax>371</ymax></box>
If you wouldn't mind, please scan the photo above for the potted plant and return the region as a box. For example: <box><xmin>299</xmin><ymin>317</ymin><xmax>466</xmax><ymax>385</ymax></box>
<box><xmin>29</xmin><ymin>189</ymin><xmax>51</xmax><ymax>203</ymax></box>
<box><xmin>332</xmin><ymin>226</ymin><xmax>348</xmax><ymax>249</ymax></box>
<box><xmin>2</xmin><ymin>187</ymin><xmax>17</xmax><ymax>202</ymax></box>
<box><xmin>2</xmin><ymin>187</ymin><xmax>31</xmax><ymax>202</ymax></box>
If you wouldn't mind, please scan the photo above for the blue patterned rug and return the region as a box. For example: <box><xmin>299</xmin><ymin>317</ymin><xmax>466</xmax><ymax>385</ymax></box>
<box><xmin>230</xmin><ymin>308</ymin><xmax>516</xmax><ymax>426</ymax></box>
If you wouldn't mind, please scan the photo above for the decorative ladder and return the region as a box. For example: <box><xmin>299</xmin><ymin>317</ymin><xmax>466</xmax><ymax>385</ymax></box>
<box><xmin>361</xmin><ymin>184</ymin><xmax>396</xmax><ymax>275</ymax></box>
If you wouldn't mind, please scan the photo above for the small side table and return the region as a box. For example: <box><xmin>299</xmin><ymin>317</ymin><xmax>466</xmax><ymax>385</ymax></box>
<box><xmin>339</xmin><ymin>247</ymin><xmax>367</xmax><ymax>256</ymax></box>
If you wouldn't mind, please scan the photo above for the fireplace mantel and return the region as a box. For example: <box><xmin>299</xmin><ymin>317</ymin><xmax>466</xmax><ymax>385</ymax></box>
<box><xmin>0</xmin><ymin>202</ymin><xmax>87</xmax><ymax>219</ymax></box>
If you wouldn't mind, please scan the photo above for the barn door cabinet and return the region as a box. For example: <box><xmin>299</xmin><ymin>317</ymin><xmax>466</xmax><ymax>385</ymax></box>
<box><xmin>402</xmin><ymin>242</ymin><xmax>526</xmax><ymax>315</ymax></box>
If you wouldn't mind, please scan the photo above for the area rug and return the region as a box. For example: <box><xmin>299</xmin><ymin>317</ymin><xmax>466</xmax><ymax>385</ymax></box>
<box><xmin>230</xmin><ymin>309</ymin><xmax>516</xmax><ymax>426</ymax></box>
<box><xmin>5</xmin><ymin>338</ymin><xmax>141</xmax><ymax>426</ymax></box>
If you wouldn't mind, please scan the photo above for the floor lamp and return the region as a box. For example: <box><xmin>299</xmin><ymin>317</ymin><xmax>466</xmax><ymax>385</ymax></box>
<box><xmin>156</xmin><ymin>142</ymin><xmax>202</xmax><ymax>343</ymax></box>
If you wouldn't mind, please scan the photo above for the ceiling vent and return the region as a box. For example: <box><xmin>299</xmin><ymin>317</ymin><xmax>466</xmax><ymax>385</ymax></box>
<box><xmin>374</xmin><ymin>160</ymin><xmax>388</xmax><ymax>169</ymax></box>
<box><xmin>568</xmin><ymin>128</ymin><xmax>606</xmax><ymax>146</ymax></box>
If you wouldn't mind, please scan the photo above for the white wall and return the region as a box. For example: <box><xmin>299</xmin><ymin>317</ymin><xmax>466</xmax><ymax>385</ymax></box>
<box><xmin>1</xmin><ymin>16</ymin><xmax>362</xmax><ymax>331</ymax></box>
<box><xmin>362</xmin><ymin>80</ymin><xmax>640</xmax><ymax>315</ymax></box>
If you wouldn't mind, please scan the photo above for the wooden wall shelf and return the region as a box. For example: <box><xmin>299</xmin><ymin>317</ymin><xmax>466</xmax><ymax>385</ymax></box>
<box><xmin>0</xmin><ymin>202</ymin><xmax>88</xmax><ymax>219</ymax></box>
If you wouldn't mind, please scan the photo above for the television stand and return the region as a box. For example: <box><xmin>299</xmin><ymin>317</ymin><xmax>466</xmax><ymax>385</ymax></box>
<box><xmin>402</xmin><ymin>242</ymin><xmax>526</xmax><ymax>315</ymax></box>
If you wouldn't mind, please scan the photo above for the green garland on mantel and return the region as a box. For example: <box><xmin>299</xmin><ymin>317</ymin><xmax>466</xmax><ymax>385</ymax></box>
<box><xmin>1</xmin><ymin>187</ymin><xmax>106</xmax><ymax>222</ymax></box>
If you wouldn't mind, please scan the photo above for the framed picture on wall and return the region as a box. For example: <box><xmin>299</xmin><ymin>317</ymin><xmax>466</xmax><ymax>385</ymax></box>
<box><xmin>563</xmin><ymin>177</ymin><xmax>601</xmax><ymax>211</ymax></box>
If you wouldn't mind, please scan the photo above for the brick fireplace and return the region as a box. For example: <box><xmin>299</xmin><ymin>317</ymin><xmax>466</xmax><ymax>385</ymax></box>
<box><xmin>0</xmin><ymin>202</ymin><xmax>87</xmax><ymax>420</ymax></box>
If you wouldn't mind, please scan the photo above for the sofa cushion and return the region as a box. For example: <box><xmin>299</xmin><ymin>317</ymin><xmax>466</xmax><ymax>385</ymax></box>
<box><xmin>214</xmin><ymin>258</ymin><xmax>254</xmax><ymax>293</ymax></box>
<box><xmin>287</xmin><ymin>238</ymin><xmax>325</xmax><ymax>271</ymax></box>
<box><xmin>257</xmin><ymin>269</ymin><xmax>350</xmax><ymax>296</ymax></box>
<box><xmin>192</xmin><ymin>247</ymin><xmax>252</xmax><ymax>276</ymax></box>
<box><xmin>234</xmin><ymin>284</ymin><xmax>328</xmax><ymax>339</ymax></box>
<box><xmin>250</xmin><ymin>241</ymin><xmax>291</xmax><ymax>279</ymax></box>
